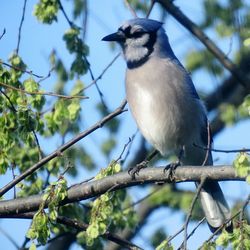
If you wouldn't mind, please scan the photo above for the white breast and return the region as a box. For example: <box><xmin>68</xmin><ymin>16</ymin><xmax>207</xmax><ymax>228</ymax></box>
<box><xmin>126</xmin><ymin>57</ymin><xmax>205</xmax><ymax>156</ymax></box>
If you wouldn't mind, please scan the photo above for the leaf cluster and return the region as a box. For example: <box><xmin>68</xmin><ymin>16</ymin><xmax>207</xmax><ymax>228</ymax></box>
<box><xmin>26</xmin><ymin>177</ymin><xmax>68</xmax><ymax>249</ymax></box>
<box><xmin>77</xmin><ymin>162</ymin><xmax>137</xmax><ymax>247</ymax></box>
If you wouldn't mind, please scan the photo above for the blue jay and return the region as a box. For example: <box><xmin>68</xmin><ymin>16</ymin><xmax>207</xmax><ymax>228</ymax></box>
<box><xmin>102</xmin><ymin>18</ymin><xmax>231</xmax><ymax>232</ymax></box>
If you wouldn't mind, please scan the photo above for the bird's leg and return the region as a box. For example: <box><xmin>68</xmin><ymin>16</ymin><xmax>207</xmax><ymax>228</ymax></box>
<box><xmin>128</xmin><ymin>149</ymin><xmax>158</xmax><ymax>179</ymax></box>
<box><xmin>164</xmin><ymin>146</ymin><xmax>185</xmax><ymax>180</ymax></box>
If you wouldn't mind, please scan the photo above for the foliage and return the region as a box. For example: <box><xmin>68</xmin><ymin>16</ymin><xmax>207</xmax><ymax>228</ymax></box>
<box><xmin>216</xmin><ymin>221</ymin><xmax>250</xmax><ymax>249</ymax></box>
<box><xmin>63</xmin><ymin>27</ymin><xmax>89</xmax><ymax>77</ymax></box>
<box><xmin>126</xmin><ymin>0</ymin><xmax>151</xmax><ymax>13</ymax></box>
<box><xmin>233</xmin><ymin>152</ymin><xmax>250</xmax><ymax>184</ymax></box>
<box><xmin>156</xmin><ymin>240</ymin><xmax>174</xmax><ymax>250</ymax></box>
<box><xmin>185</xmin><ymin>0</ymin><xmax>250</xmax><ymax>79</ymax></box>
<box><xmin>26</xmin><ymin>177</ymin><xmax>67</xmax><ymax>246</ymax></box>
<box><xmin>219</xmin><ymin>94</ymin><xmax>250</xmax><ymax>126</ymax></box>
<box><xmin>34</xmin><ymin>0</ymin><xmax>59</xmax><ymax>24</ymax></box>
<box><xmin>77</xmin><ymin>162</ymin><xmax>137</xmax><ymax>247</ymax></box>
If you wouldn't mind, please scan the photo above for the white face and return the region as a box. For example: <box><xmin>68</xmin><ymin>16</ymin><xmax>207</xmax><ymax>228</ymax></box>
<box><xmin>118</xmin><ymin>24</ymin><xmax>156</xmax><ymax>67</ymax></box>
<box><xmin>119</xmin><ymin>24</ymin><xmax>150</xmax><ymax>48</ymax></box>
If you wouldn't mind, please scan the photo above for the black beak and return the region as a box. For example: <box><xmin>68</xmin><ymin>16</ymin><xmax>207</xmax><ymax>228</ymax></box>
<box><xmin>102</xmin><ymin>31</ymin><xmax>125</xmax><ymax>42</ymax></box>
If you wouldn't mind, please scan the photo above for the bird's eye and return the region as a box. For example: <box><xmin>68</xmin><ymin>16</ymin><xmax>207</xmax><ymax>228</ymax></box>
<box><xmin>118</xmin><ymin>26</ymin><xmax>131</xmax><ymax>37</ymax></box>
<box><xmin>132</xmin><ymin>29</ymin><xmax>145</xmax><ymax>38</ymax></box>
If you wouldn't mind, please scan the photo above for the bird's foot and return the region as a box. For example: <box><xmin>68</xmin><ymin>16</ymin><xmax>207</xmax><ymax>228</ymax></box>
<box><xmin>164</xmin><ymin>161</ymin><xmax>180</xmax><ymax>181</ymax></box>
<box><xmin>128</xmin><ymin>160</ymin><xmax>149</xmax><ymax>179</ymax></box>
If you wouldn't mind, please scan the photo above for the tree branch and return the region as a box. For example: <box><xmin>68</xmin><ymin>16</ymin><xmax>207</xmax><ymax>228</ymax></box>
<box><xmin>0</xmin><ymin>166</ymin><xmax>244</xmax><ymax>216</ymax></box>
<box><xmin>3</xmin><ymin>212</ymin><xmax>142</xmax><ymax>250</ymax></box>
<box><xmin>156</xmin><ymin>0</ymin><xmax>249</xmax><ymax>89</ymax></box>
<box><xmin>0</xmin><ymin>99</ymin><xmax>127</xmax><ymax>197</ymax></box>
<box><xmin>1</xmin><ymin>61</ymin><xmax>44</xmax><ymax>78</ymax></box>
<box><xmin>0</xmin><ymin>28</ymin><xmax>6</xmax><ymax>40</ymax></box>
<box><xmin>0</xmin><ymin>81</ymin><xmax>88</xmax><ymax>100</ymax></box>
<box><xmin>16</xmin><ymin>0</ymin><xmax>27</xmax><ymax>54</ymax></box>
<box><xmin>181</xmin><ymin>177</ymin><xmax>207</xmax><ymax>250</ymax></box>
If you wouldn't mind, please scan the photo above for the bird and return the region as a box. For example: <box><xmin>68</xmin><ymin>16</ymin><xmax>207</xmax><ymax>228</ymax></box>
<box><xmin>102</xmin><ymin>18</ymin><xmax>232</xmax><ymax>232</ymax></box>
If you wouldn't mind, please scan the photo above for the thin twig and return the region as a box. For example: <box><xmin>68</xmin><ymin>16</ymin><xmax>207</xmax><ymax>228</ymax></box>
<box><xmin>1</xmin><ymin>61</ymin><xmax>44</xmax><ymax>78</ymax></box>
<box><xmin>84</xmin><ymin>55</ymin><xmax>107</xmax><ymax>109</ymax></box>
<box><xmin>115</xmin><ymin>137</ymin><xmax>133</xmax><ymax>163</ymax></box>
<box><xmin>180</xmin><ymin>176</ymin><xmax>207</xmax><ymax>250</ymax></box>
<box><xmin>166</xmin><ymin>217</ymin><xmax>205</xmax><ymax>245</ymax></box>
<box><xmin>0</xmin><ymin>89</ymin><xmax>17</xmax><ymax>112</ymax></box>
<box><xmin>124</xmin><ymin>0</ymin><xmax>138</xmax><ymax>18</ymax></box>
<box><xmin>38</xmin><ymin>66</ymin><xmax>55</xmax><ymax>83</ymax></box>
<box><xmin>239</xmin><ymin>193</ymin><xmax>250</xmax><ymax>250</ymax></box>
<box><xmin>57</xmin><ymin>0</ymin><xmax>105</xmax><ymax>110</ymax></box>
<box><xmin>0</xmin><ymin>81</ymin><xmax>88</xmax><ymax>100</ymax></box>
<box><xmin>82</xmin><ymin>0</ymin><xmax>88</xmax><ymax>41</ymax></box>
<box><xmin>0</xmin><ymin>99</ymin><xmax>127</xmax><ymax>197</ymax></box>
<box><xmin>121</xmin><ymin>131</ymin><xmax>138</xmax><ymax>164</ymax></box>
<box><xmin>146</xmin><ymin>0</ymin><xmax>155</xmax><ymax>18</ymax></box>
<box><xmin>125</xmin><ymin>186</ymin><xmax>163</xmax><ymax>210</ymax></box>
<box><xmin>0</xmin><ymin>28</ymin><xmax>6</xmax><ymax>40</ymax></box>
<box><xmin>194</xmin><ymin>144</ymin><xmax>250</xmax><ymax>153</ymax></box>
<box><xmin>167</xmin><ymin>225</ymin><xmax>185</xmax><ymax>243</ymax></box>
<box><xmin>32</xmin><ymin>130</ymin><xmax>43</xmax><ymax>160</ymax></box>
<box><xmin>57</xmin><ymin>0</ymin><xmax>74</xmax><ymax>27</ymax></box>
<box><xmin>186</xmin><ymin>217</ymin><xmax>206</xmax><ymax>241</ymax></box>
<box><xmin>83</xmin><ymin>53</ymin><xmax>121</xmax><ymax>90</ymax></box>
<box><xmin>16</xmin><ymin>0</ymin><xmax>28</xmax><ymax>54</ymax></box>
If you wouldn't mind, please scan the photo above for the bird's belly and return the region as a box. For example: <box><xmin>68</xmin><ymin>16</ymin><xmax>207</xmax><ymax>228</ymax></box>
<box><xmin>127</xmin><ymin>83</ymin><xmax>184</xmax><ymax>155</ymax></box>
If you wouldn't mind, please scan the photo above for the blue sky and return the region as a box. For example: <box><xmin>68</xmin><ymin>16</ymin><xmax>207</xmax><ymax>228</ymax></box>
<box><xmin>0</xmin><ymin>1</ymin><xmax>249</xmax><ymax>249</ymax></box>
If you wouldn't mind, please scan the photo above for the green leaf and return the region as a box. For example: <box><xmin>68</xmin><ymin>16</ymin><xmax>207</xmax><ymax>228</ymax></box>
<box><xmin>63</xmin><ymin>28</ymin><xmax>80</xmax><ymax>53</ymax></box>
<box><xmin>233</xmin><ymin>153</ymin><xmax>250</xmax><ymax>178</ymax></box>
<box><xmin>76</xmin><ymin>231</ymin><xmax>87</xmax><ymax>245</ymax></box>
<box><xmin>246</xmin><ymin>175</ymin><xmax>250</xmax><ymax>185</ymax></box>
<box><xmin>29</xmin><ymin>242</ymin><xmax>36</xmax><ymax>250</ymax></box>
<box><xmin>67</xmin><ymin>100</ymin><xmax>81</xmax><ymax>121</ymax></box>
<box><xmin>49</xmin><ymin>208</ymin><xmax>58</xmax><ymax>222</ymax></box>
<box><xmin>71</xmin><ymin>79</ymin><xmax>84</xmax><ymax>96</ymax></box>
<box><xmin>33</xmin><ymin>0</ymin><xmax>59</xmax><ymax>24</ymax></box>
<box><xmin>215</xmin><ymin>23</ymin><xmax>233</xmax><ymax>37</ymax></box>
<box><xmin>156</xmin><ymin>239</ymin><xmax>173</xmax><ymax>250</ymax></box>
<box><xmin>238</xmin><ymin>95</ymin><xmax>250</xmax><ymax>118</ymax></box>
<box><xmin>200</xmin><ymin>242</ymin><xmax>216</xmax><ymax>250</ymax></box>
<box><xmin>23</xmin><ymin>78</ymin><xmax>39</xmax><ymax>92</ymax></box>
<box><xmin>219</xmin><ymin>104</ymin><xmax>237</xmax><ymax>125</ymax></box>
<box><xmin>86</xmin><ymin>224</ymin><xmax>99</xmax><ymax>239</ymax></box>
<box><xmin>216</xmin><ymin>230</ymin><xmax>230</xmax><ymax>247</ymax></box>
<box><xmin>101</xmin><ymin>138</ymin><xmax>116</xmax><ymax>157</ymax></box>
<box><xmin>244</xmin><ymin>38</ymin><xmax>250</xmax><ymax>47</ymax></box>
<box><xmin>26</xmin><ymin>227</ymin><xmax>38</xmax><ymax>240</ymax></box>
<box><xmin>70</xmin><ymin>56</ymin><xmax>88</xmax><ymax>75</ymax></box>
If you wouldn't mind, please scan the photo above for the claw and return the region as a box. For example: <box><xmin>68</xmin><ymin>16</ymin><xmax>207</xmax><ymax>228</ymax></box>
<box><xmin>163</xmin><ymin>161</ymin><xmax>180</xmax><ymax>180</ymax></box>
<box><xmin>128</xmin><ymin>160</ymin><xmax>148</xmax><ymax>179</ymax></box>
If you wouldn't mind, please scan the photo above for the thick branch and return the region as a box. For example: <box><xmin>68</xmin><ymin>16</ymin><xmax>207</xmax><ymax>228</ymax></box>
<box><xmin>0</xmin><ymin>166</ymin><xmax>244</xmax><ymax>216</ymax></box>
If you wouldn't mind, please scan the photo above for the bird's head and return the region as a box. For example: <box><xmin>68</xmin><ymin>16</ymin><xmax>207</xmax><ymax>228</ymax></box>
<box><xmin>102</xmin><ymin>18</ymin><xmax>164</xmax><ymax>68</ymax></box>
